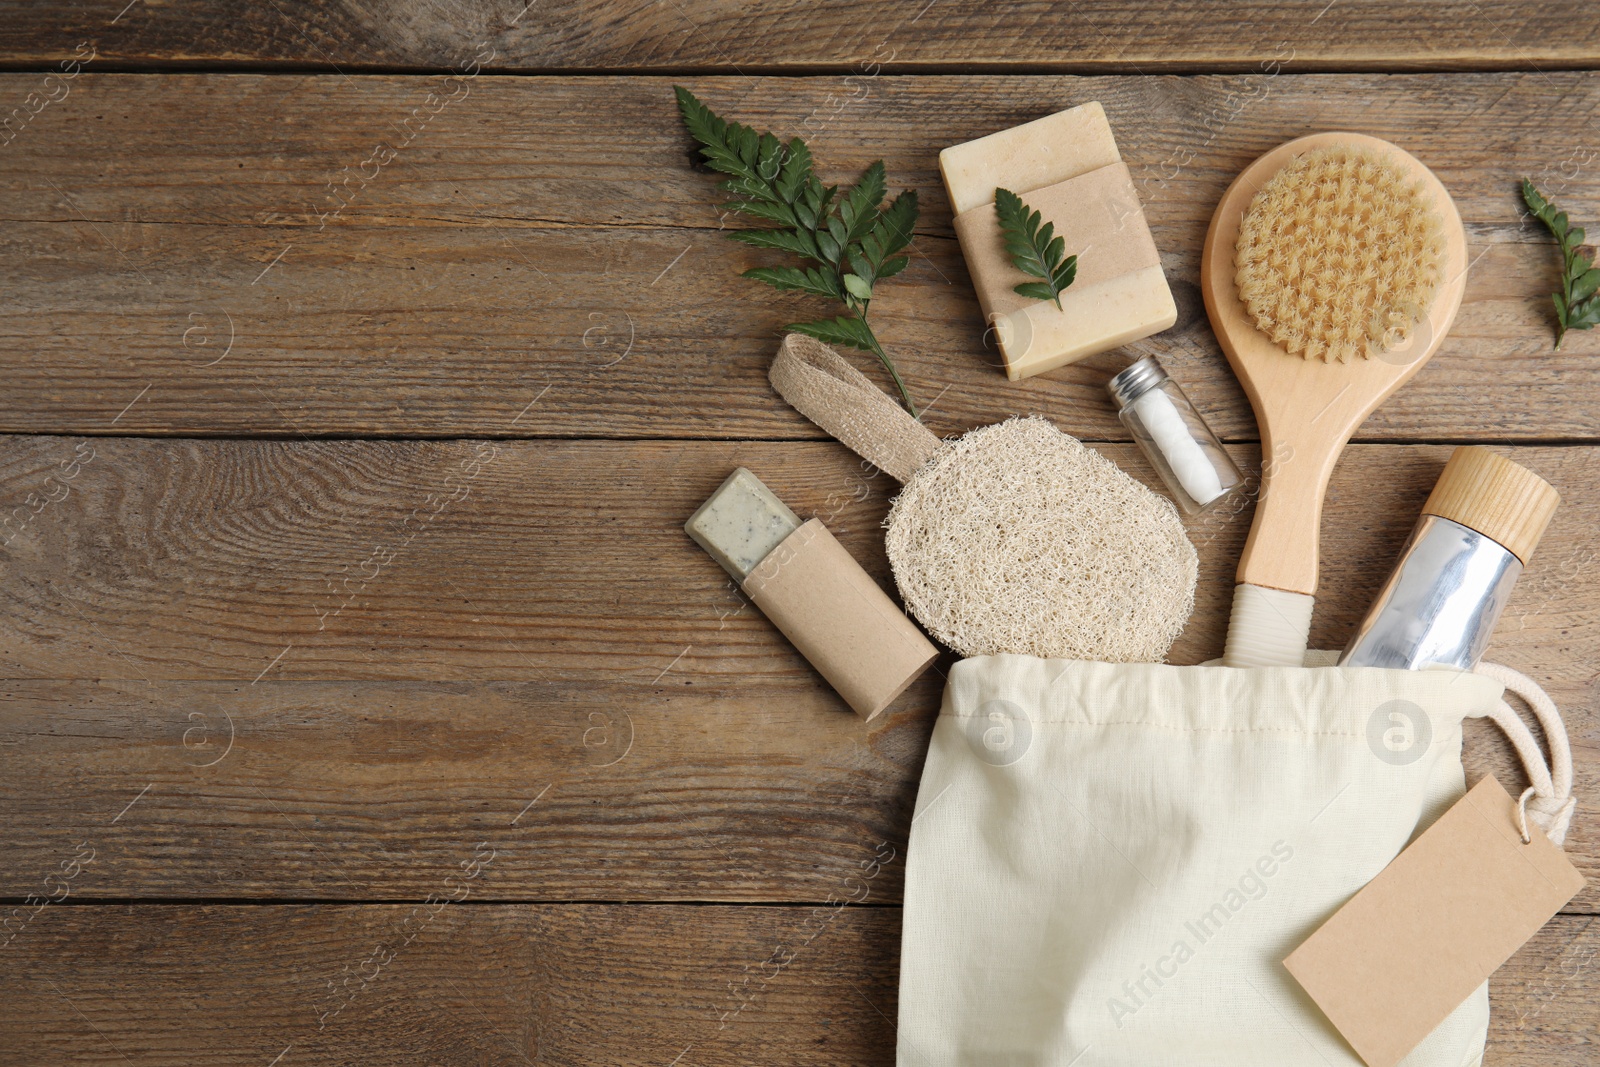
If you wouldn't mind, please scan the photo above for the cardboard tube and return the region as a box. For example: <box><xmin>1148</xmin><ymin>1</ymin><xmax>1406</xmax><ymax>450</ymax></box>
<box><xmin>742</xmin><ymin>519</ymin><xmax>938</xmax><ymax>721</ymax></box>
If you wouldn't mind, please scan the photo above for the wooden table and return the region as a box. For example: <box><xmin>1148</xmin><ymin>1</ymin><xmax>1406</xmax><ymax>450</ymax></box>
<box><xmin>1</xmin><ymin>3</ymin><xmax>1596</xmax><ymax>1063</ymax></box>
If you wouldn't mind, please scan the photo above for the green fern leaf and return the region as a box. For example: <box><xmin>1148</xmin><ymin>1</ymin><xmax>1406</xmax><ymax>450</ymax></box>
<box><xmin>675</xmin><ymin>85</ymin><xmax>920</xmax><ymax>413</ymax></box>
<box><xmin>1523</xmin><ymin>178</ymin><xmax>1600</xmax><ymax>348</ymax></box>
<box><xmin>994</xmin><ymin>187</ymin><xmax>1079</xmax><ymax>310</ymax></box>
<box><xmin>786</xmin><ymin>315</ymin><xmax>877</xmax><ymax>353</ymax></box>
<box><xmin>744</xmin><ymin>266</ymin><xmax>842</xmax><ymax>301</ymax></box>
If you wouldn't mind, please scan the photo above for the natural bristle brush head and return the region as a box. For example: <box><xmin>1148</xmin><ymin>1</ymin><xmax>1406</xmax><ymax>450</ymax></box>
<box><xmin>1234</xmin><ymin>145</ymin><xmax>1446</xmax><ymax>363</ymax></box>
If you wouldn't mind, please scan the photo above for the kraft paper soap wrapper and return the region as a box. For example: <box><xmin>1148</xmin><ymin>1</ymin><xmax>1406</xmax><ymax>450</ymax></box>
<box><xmin>941</xmin><ymin>102</ymin><xmax>1176</xmax><ymax>380</ymax></box>
<box><xmin>952</xmin><ymin>162</ymin><xmax>1172</xmax><ymax>379</ymax></box>
<box><xmin>742</xmin><ymin>519</ymin><xmax>938</xmax><ymax>721</ymax></box>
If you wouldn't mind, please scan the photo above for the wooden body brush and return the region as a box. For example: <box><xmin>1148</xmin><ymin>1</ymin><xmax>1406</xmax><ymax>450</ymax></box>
<box><xmin>1201</xmin><ymin>133</ymin><xmax>1468</xmax><ymax>667</ymax></box>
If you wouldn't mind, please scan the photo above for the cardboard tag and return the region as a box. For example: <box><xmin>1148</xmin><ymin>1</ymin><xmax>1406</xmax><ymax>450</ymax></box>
<box><xmin>1284</xmin><ymin>775</ymin><xmax>1584</xmax><ymax>1067</ymax></box>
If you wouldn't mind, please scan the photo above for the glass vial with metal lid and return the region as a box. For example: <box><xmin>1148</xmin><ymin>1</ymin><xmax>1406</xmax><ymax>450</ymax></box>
<box><xmin>1107</xmin><ymin>356</ymin><xmax>1242</xmax><ymax>514</ymax></box>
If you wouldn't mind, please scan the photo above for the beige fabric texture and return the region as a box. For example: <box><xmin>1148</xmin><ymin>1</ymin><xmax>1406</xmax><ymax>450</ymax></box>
<box><xmin>885</xmin><ymin>417</ymin><xmax>1196</xmax><ymax>663</ymax></box>
<box><xmin>768</xmin><ymin>333</ymin><xmax>940</xmax><ymax>484</ymax></box>
<box><xmin>900</xmin><ymin>655</ymin><xmax>1504</xmax><ymax>1067</ymax></box>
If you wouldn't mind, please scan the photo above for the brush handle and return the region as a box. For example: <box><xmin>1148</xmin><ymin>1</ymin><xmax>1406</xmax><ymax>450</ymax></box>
<box><xmin>1237</xmin><ymin>430</ymin><xmax>1348</xmax><ymax>596</ymax></box>
<box><xmin>1223</xmin><ymin>421</ymin><xmax>1333</xmax><ymax>667</ymax></box>
<box><xmin>1223</xmin><ymin>418</ymin><xmax>1346</xmax><ymax>667</ymax></box>
<box><xmin>1223</xmin><ymin>583</ymin><xmax>1314</xmax><ymax>668</ymax></box>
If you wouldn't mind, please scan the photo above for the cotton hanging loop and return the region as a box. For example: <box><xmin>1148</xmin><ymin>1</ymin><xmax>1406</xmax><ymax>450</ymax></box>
<box><xmin>771</xmin><ymin>334</ymin><xmax>1197</xmax><ymax>663</ymax></box>
<box><xmin>1473</xmin><ymin>660</ymin><xmax>1577</xmax><ymax>846</ymax></box>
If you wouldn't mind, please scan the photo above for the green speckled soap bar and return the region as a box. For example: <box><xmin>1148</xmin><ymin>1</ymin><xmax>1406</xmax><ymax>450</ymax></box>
<box><xmin>684</xmin><ymin>467</ymin><xmax>801</xmax><ymax>580</ymax></box>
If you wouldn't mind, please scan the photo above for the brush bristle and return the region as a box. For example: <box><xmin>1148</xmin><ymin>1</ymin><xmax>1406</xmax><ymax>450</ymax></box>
<box><xmin>1234</xmin><ymin>145</ymin><xmax>1444</xmax><ymax>362</ymax></box>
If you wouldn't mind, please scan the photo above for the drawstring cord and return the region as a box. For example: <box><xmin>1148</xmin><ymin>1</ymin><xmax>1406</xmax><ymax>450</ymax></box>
<box><xmin>1516</xmin><ymin>787</ymin><xmax>1538</xmax><ymax>846</ymax></box>
<box><xmin>1473</xmin><ymin>661</ymin><xmax>1576</xmax><ymax>847</ymax></box>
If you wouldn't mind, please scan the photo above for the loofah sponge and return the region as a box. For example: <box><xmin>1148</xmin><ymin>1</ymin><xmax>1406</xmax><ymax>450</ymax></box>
<box><xmin>1234</xmin><ymin>144</ymin><xmax>1445</xmax><ymax>363</ymax></box>
<box><xmin>884</xmin><ymin>417</ymin><xmax>1197</xmax><ymax>662</ymax></box>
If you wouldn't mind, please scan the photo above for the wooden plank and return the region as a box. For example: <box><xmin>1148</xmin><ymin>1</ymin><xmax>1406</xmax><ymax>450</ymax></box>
<box><xmin>1</xmin><ymin>437</ymin><xmax>1594</xmax><ymax>901</ymax></box>
<box><xmin>1</xmin><ymin>2</ymin><xmax>1598</xmax><ymax>72</ymax></box>
<box><xmin>0</xmin><ymin>675</ymin><xmax>933</xmax><ymax>902</ymax></box>
<box><xmin>0</xmin><ymin>73</ymin><xmax>1597</xmax><ymax>438</ymax></box>
<box><xmin>0</xmin><ymin>904</ymin><xmax>1592</xmax><ymax>1065</ymax></box>
<box><xmin>5</xmin><ymin>436</ymin><xmax>1596</xmax><ymax>683</ymax></box>
<box><xmin>0</xmin><ymin>674</ymin><xmax>1589</xmax><ymax>905</ymax></box>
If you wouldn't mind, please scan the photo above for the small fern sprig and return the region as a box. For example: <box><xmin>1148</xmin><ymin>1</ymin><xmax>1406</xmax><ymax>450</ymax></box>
<box><xmin>994</xmin><ymin>187</ymin><xmax>1078</xmax><ymax>310</ymax></box>
<box><xmin>1521</xmin><ymin>178</ymin><xmax>1600</xmax><ymax>349</ymax></box>
<box><xmin>674</xmin><ymin>86</ymin><xmax>920</xmax><ymax>414</ymax></box>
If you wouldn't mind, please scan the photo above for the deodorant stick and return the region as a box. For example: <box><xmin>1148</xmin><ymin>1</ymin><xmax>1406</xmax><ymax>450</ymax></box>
<box><xmin>686</xmin><ymin>468</ymin><xmax>938</xmax><ymax>720</ymax></box>
<box><xmin>1340</xmin><ymin>447</ymin><xmax>1559</xmax><ymax>671</ymax></box>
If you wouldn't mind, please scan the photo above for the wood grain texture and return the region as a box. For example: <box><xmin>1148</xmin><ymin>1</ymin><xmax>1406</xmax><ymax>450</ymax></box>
<box><xmin>1422</xmin><ymin>445</ymin><xmax>1563</xmax><ymax>566</ymax></box>
<box><xmin>0</xmin><ymin>73</ymin><xmax>1597</xmax><ymax>438</ymax></box>
<box><xmin>1</xmin><ymin>437</ymin><xmax>1594</xmax><ymax>902</ymax></box>
<box><xmin>2</xmin><ymin>15</ymin><xmax>1596</xmax><ymax>1062</ymax></box>
<box><xmin>0</xmin><ymin>905</ymin><xmax>1593</xmax><ymax>1066</ymax></box>
<box><xmin>0</xmin><ymin>675</ymin><xmax>933</xmax><ymax>902</ymax></box>
<box><xmin>1</xmin><ymin>1</ymin><xmax>1598</xmax><ymax>72</ymax></box>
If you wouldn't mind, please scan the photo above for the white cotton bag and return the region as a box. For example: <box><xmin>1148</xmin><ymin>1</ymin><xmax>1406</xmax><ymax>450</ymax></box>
<box><xmin>898</xmin><ymin>654</ymin><xmax>1568</xmax><ymax>1067</ymax></box>
<box><xmin>755</xmin><ymin>334</ymin><xmax>1575</xmax><ymax>1065</ymax></box>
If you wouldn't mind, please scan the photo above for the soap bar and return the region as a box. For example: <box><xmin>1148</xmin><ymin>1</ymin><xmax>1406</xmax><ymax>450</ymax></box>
<box><xmin>686</xmin><ymin>469</ymin><xmax>938</xmax><ymax>720</ymax></box>
<box><xmin>939</xmin><ymin>101</ymin><xmax>1122</xmax><ymax>215</ymax></box>
<box><xmin>685</xmin><ymin>467</ymin><xmax>801</xmax><ymax>580</ymax></box>
<box><xmin>941</xmin><ymin>102</ymin><xmax>1177</xmax><ymax>380</ymax></box>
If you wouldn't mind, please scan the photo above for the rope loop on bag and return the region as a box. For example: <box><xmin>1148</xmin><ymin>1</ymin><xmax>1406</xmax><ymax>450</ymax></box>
<box><xmin>769</xmin><ymin>333</ymin><xmax>941</xmax><ymax>484</ymax></box>
<box><xmin>1473</xmin><ymin>661</ymin><xmax>1577</xmax><ymax>847</ymax></box>
<box><xmin>1516</xmin><ymin>787</ymin><xmax>1537</xmax><ymax>845</ymax></box>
